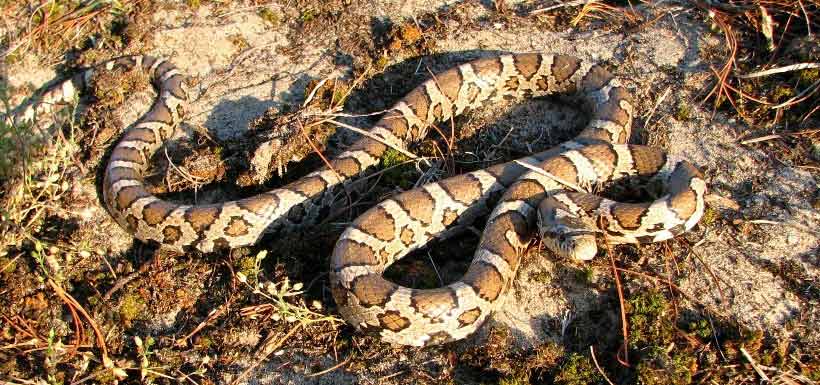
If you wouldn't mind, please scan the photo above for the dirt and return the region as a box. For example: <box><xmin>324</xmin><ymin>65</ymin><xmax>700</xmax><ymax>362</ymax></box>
<box><xmin>1</xmin><ymin>0</ymin><xmax>818</xmax><ymax>384</ymax></box>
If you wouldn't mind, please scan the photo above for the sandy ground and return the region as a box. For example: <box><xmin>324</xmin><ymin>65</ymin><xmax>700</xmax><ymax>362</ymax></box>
<box><xmin>4</xmin><ymin>0</ymin><xmax>818</xmax><ymax>383</ymax></box>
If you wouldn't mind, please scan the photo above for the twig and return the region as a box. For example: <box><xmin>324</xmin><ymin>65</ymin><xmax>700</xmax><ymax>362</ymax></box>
<box><xmin>302</xmin><ymin>77</ymin><xmax>331</xmax><ymax>108</ymax></box>
<box><xmin>589</xmin><ymin>346</ymin><xmax>616</xmax><ymax>385</ymax></box>
<box><xmin>427</xmin><ymin>252</ymin><xmax>444</xmax><ymax>286</ymax></box>
<box><xmin>306</xmin><ymin>354</ymin><xmax>353</xmax><ymax>377</ymax></box>
<box><xmin>228</xmin><ymin>323</ymin><xmax>304</xmax><ymax>385</ymax></box>
<box><xmin>739</xmin><ymin>128</ymin><xmax>820</xmax><ymax>145</ymax></box>
<box><xmin>739</xmin><ymin>134</ymin><xmax>781</xmax><ymax>145</ymax></box>
<box><xmin>528</xmin><ymin>0</ymin><xmax>587</xmax><ymax>15</ymax></box>
<box><xmin>513</xmin><ymin>159</ymin><xmax>586</xmax><ymax>192</ymax></box>
<box><xmin>325</xmin><ymin>119</ymin><xmax>420</xmax><ymax>161</ymax></box>
<box><xmin>737</xmin><ymin>62</ymin><xmax>820</xmax><ymax>79</ymax></box>
<box><xmin>796</xmin><ymin>0</ymin><xmax>811</xmax><ymax>36</ymax></box>
<box><xmin>740</xmin><ymin>347</ymin><xmax>771</xmax><ymax>381</ymax></box>
<box><xmin>528</xmin><ymin>0</ymin><xmax>588</xmax><ymax>15</ymax></box>
<box><xmin>772</xmin><ymin>79</ymin><xmax>820</xmax><ymax>109</ymax></box>
<box><xmin>47</xmin><ymin>279</ymin><xmax>113</xmax><ymax>369</ymax></box>
<box><xmin>378</xmin><ymin>370</ymin><xmax>406</xmax><ymax>382</ymax></box>
<box><xmin>601</xmin><ymin>220</ymin><xmax>630</xmax><ymax>367</ymax></box>
<box><xmin>295</xmin><ymin>119</ymin><xmax>355</xmax><ymax>219</ymax></box>
<box><xmin>175</xmin><ymin>297</ymin><xmax>235</xmax><ymax>347</ymax></box>
<box><xmin>748</xmin><ymin>219</ymin><xmax>780</xmax><ymax>225</ymax></box>
<box><xmin>684</xmin><ymin>243</ymin><xmax>728</xmax><ymax>306</ymax></box>
<box><xmin>643</xmin><ymin>87</ymin><xmax>671</xmax><ymax>130</ymax></box>
<box><xmin>97</xmin><ymin>252</ymin><xmax>117</xmax><ymax>280</ymax></box>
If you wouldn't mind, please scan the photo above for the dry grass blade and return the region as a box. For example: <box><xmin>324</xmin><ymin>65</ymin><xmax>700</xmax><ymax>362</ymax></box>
<box><xmin>737</xmin><ymin>63</ymin><xmax>820</xmax><ymax>79</ymax></box>
<box><xmin>740</xmin><ymin>347</ymin><xmax>771</xmax><ymax>381</ymax></box>
<box><xmin>306</xmin><ymin>354</ymin><xmax>354</xmax><ymax>377</ymax></box>
<box><xmin>571</xmin><ymin>0</ymin><xmax>642</xmax><ymax>26</ymax></box>
<box><xmin>590</xmin><ymin>346</ymin><xmax>616</xmax><ymax>385</ymax></box>
<box><xmin>175</xmin><ymin>297</ymin><xmax>235</xmax><ymax>347</ymax></box>
<box><xmin>600</xmin><ymin>217</ymin><xmax>630</xmax><ymax>367</ymax></box>
<box><xmin>47</xmin><ymin>279</ymin><xmax>114</xmax><ymax>370</ymax></box>
<box><xmin>325</xmin><ymin>119</ymin><xmax>420</xmax><ymax>161</ymax></box>
<box><xmin>3</xmin><ymin>1</ymin><xmax>113</xmax><ymax>59</ymax></box>
<box><xmin>700</xmin><ymin>6</ymin><xmax>739</xmax><ymax>113</ymax></box>
<box><xmin>227</xmin><ymin>323</ymin><xmax>303</xmax><ymax>385</ymax></box>
<box><xmin>529</xmin><ymin>0</ymin><xmax>588</xmax><ymax>15</ymax></box>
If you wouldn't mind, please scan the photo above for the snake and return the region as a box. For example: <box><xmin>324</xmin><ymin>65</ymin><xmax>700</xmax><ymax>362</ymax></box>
<box><xmin>9</xmin><ymin>53</ymin><xmax>707</xmax><ymax>346</ymax></box>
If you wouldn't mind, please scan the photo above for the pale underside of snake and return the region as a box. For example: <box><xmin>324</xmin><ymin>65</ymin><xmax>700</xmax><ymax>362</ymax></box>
<box><xmin>10</xmin><ymin>53</ymin><xmax>706</xmax><ymax>347</ymax></box>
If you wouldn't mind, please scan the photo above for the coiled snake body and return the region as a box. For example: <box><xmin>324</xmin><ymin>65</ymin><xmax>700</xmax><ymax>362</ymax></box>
<box><xmin>10</xmin><ymin>53</ymin><xmax>706</xmax><ymax>346</ymax></box>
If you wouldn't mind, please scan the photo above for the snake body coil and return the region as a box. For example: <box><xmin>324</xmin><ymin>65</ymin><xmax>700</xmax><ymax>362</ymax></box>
<box><xmin>10</xmin><ymin>53</ymin><xmax>706</xmax><ymax>346</ymax></box>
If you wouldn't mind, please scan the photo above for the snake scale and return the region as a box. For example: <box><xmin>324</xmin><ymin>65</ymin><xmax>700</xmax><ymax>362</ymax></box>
<box><xmin>10</xmin><ymin>53</ymin><xmax>706</xmax><ymax>346</ymax></box>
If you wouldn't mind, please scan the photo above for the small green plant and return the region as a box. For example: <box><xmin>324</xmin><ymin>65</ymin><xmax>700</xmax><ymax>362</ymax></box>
<box><xmin>135</xmin><ymin>335</ymin><xmax>156</xmax><ymax>381</ymax></box>
<box><xmin>700</xmin><ymin>206</ymin><xmax>719</xmax><ymax>227</ymax></box>
<box><xmin>237</xmin><ymin>250</ymin><xmax>339</xmax><ymax>325</ymax></box>
<box><xmin>235</xmin><ymin>249</ymin><xmax>267</xmax><ymax>286</ymax></box>
<box><xmin>45</xmin><ymin>327</ymin><xmax>60</xmax><ymax>385</ymax></box>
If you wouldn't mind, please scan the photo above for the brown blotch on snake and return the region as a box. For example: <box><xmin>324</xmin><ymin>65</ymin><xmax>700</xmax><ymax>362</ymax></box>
<box><xmin>350</xmin><ymin>274</ymin><xmax>398</xmax><ymax>308</ymax></box>
<box><xmin>462</xmin><ymin>262</ymin><xmax>505</xmax><ymax>302</ymax></box>
<box><xmin>184</xmin><ymin>207</ymin><xmax>221</xmax><ymax>233</ymax></box>
<box><xmin>378</xmin><ymin>311</ymin><xmax>411</xmax><ymax>332</ymax></box>
<box><xmin>355</xmin><ymin>206</ymin><xmax>397</xmax><ymax>242</ymax></box>
<box><xmin>141</xmin><ymin>201</ymin><xmax>177</xmax><ymax>226</ymax></box>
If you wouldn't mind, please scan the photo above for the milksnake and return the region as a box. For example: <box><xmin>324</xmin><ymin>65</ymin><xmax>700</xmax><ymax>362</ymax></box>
<box><xmin>9</xmin><ymin>53</ymin><xmax>706</xmax><ymax>346</ymax></box>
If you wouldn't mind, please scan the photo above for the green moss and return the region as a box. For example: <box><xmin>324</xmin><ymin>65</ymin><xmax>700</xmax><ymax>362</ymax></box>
<box><xmin>771</xmin><ymin>85</ymin><xmax>794</xmax><ymax>102</ymax></box>
<box><xmin>627</xmin><ymin>290</ymin><xmax>674</xmax><ymax>349</ymax></box>
<box><xmin>687</xmin><ymin>319</ymin><xmax>712</xmax><ymax>339</ymax></box>
<box><xmin>629</xmin><ymin>290</ymin><xmax>667</xmax><ymax>316</ymax></box>
<box><xmin>575</xmin><ymin>265</ymin><xmax>594</xmax><ymax>285</ymax></box>
<box><xmin>119</xmin><ymin>293</ymin><xmax>147</xmax><ymax>326</ymax></box>
<box><xmin>498</xmin><ymin>374</ymin><xmax>529</xmax><ymax>385</ymax></box>
<box><xmin>0</xmin><ymin>255</ymin><xmax>16</xmax><ymax>276</ymax></box>
<box><xmin>674</xmin><ymin>101</ymin><xmax>691</xmax><ymax>121</ymax></box>
<box><xmin>258</xmin><ymin>8</ymin><xmax>279</xmax><ymax>26</ymax></box>
<box><xmin>235</xmin><ymin>254</ymin><xmax>257</xmax><ymax>278</ymax></box>
<box><xmin>798</xmin><ymin>68</ymin><xmax>819</xmax><ymax>87</ymax></box>
<box><xmin>374</xmin><ymin>55</ymin><xmax>391</xmax><ymax>71</ymax></box>
<box><xmin>636</xmin><ymin>346</ymin><xmax>696</xmax><ymax>385</ymax></box>
<box><xmin>380</xmin><ymin>148</ymin><xmax>415</xmax><ymax>189</ymax></box>
<box><xmin>300</xmin><ymin>9</ymin><xmax>316</xmax><ymax>23</ymax></box>
<box><xmin>197</xmin><ymin>336</ymin><xmax>214</xmax><ymax>350</ymax></box>
<box><xmin>700</xmin><ymin>206</ymin><xmax>719</xmax><ymax>227</ymax></box>
<box><xmin>554</xmin><ymin>353</ymin><xmax>604</xmax><ymax>385</ymax></box>
<box><xmin>529</xmin><ymin>270</ymin><xmax>551</xmax><ymax>284</ymax></box>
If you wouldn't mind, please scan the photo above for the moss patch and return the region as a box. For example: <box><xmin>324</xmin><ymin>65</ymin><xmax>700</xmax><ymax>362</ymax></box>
<box><xmin>554</xmin><ymin>352</ymin><xmax>605</xmax><ymax>385</ymax></box>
